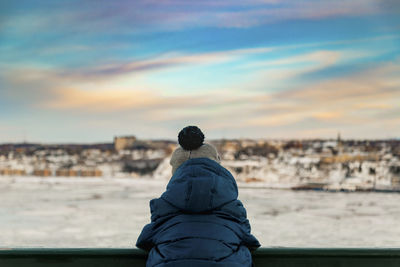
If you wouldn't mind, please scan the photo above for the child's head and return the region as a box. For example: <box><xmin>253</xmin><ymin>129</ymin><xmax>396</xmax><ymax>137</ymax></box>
<box><xmin>170</xmin><ymin>126</ymin><xmax>220</xmax><ymax>175</ymax></box>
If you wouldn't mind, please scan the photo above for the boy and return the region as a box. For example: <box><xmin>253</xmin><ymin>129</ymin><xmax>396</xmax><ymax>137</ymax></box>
<box><xmin>137</xmin><ymin>126</ymin><xmax>260</xmax><ymax>267</ymax></box>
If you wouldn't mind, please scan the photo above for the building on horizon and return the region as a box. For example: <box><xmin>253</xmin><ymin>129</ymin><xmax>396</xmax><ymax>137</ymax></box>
<box><xmin>114</xmin><ymin>136</ymin><xmax>137</xmax><ymax>151</ymax></box>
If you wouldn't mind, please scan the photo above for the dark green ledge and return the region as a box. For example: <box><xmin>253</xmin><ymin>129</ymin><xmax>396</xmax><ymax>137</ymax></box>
<box><xmin>1</xmin><ymin>248</ymin><xmax>400</xmax><ymax>266</ymax></box>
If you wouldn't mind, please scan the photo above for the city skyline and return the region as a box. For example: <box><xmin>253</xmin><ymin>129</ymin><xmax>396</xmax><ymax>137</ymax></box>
<box><xmin>1</xmin><ymin>1</ymin><xmax>399</xmax><ymax>142</ymax></box>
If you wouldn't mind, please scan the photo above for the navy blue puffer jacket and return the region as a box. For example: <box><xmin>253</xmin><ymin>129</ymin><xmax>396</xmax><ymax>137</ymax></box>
<box><xmin>136</xmin><ymin>158</ymin><xmax>260</xmax><ymax>267</ymax></box>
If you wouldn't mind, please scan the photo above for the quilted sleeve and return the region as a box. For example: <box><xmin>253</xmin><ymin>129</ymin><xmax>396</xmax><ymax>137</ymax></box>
<box><xmin>215</xmin><ymin>200</ymin><xmax>261</xmax><ymax>250</ymax></box>
<box><xmin>136</xmin><ymin>222</ymin><xmax>155</xmax><ymax>251</ymax></box>
<box><xmin>240</xmin><ymin>218</ymin><xmax>261</xmax><ymax>251</ymax></box>
<box><xmin>136</xmin><ymin>197</ymin><xmax>180</xmax><ymax>251</ymax></box>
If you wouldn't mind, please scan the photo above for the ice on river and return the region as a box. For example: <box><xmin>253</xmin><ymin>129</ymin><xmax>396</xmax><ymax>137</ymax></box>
<box><xmin>1</xmin><ymin>176</ymin><xmax>400</xmax><ymax>248</ymax></box>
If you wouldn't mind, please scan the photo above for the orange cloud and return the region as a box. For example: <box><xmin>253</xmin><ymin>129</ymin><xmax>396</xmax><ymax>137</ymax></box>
<box><xmin>244</xmin><ymin>60</ymin><xmax>400</xmax><ymax>127</ymax></box>
<box><xmin>353</xmin><ymin>103</ymin><xmax>393</xmax><ymax>110</ymax></box>
<box><xmin>246</xmin><ymin>50</ymin><xmax>340</xmax><ymax>69</ymax></box>
<box><xmin>311</xmin><ymin>111</ymin><xmax>343</xmax><ymax>120</ymax></box>
<box><xmin>43</xmin><ymin>88</ymin><xmax>161</xmax><ymax>111</ymax></box>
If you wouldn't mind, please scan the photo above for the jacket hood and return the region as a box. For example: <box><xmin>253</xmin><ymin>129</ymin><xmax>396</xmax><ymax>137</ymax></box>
<box><xmin>161</xmin><ymin>158</ymin><xmax>238</xmax><ymax>213</ymax></box>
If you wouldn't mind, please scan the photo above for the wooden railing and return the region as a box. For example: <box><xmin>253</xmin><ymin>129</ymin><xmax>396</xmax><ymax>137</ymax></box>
<box><xmin>1</xmin><ymin>248</ymin><xmax>400</xmax><ymax>266</ymax></box>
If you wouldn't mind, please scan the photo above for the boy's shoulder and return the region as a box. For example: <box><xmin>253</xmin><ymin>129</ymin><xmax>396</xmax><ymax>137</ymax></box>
<box><xmin>214</xmin><ymin>199</ymin><xmax>248</xmax><ymax>222</ymax></box>
<box><xmin>150</xmin><ymin>196</ymin><xmax>248</xmax><ymax>224</ymax></box>
<box><xmin>150</xmin><ymin>197</ymin><xmax>179</xmax><ymax>222</ymax></box>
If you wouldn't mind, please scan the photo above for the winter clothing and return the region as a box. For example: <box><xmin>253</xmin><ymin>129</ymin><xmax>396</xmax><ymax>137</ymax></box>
<box><xmin>178</xmin><ymin>125</ymin><xmax>205</xmax><ymax>151</ymax></box>
<box><xmin>170</xmin><ymin>143</ymin><xmax>221</xmax><ymax>175</ymax></box>
<box><xmin>136</xmin><ymin>158</ymin><xmax>260</xmax><ymax>267</ymax></box>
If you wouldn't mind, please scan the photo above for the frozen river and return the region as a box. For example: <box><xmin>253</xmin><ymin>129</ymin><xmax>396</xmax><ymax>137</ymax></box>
<box><xmin>1</xmin><ymin>176</ymin><xmax>400</xmax><ymax>248</ymax></box>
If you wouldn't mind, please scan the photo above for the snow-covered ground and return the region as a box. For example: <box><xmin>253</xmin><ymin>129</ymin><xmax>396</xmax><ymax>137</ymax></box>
<box><xmin>1</xmin><ymin>176</ymin><xmax>400</xmax><ymax>248</ymax></box>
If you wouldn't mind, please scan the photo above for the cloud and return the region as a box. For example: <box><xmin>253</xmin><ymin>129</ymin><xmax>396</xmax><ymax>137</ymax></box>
<box><xmin>311</xmin><ymin>111</ymin><xmax>343</xmax><ymax>120</ymax></box>
<box><xmin>2</xmin><ymin>0</ymin><xmax>397</xmax><ymax>39</ymax></box>
<box><xmin>206</xmin><ymin>0</ymin><xmax>385</xmax><ymax>28</ymax></box>
<box><xmin>234</xmin><ymin>50</ymin><xmax>345</xmax><ymax>95</ymax></box>
<box><xmin>1</xmin><ymin>44</ymin><xmax>277</xmax><ymax>86</ymax></box>
<box><xmin>353</xmin><ymin>103</ymin><xmax>393</xmax><ymax>110</ymax></box>
<box><xmin>278</xmin><ymin>62</ymin><xmax>400</xmax><ymax>102</ymax></box>
<box><xmin>42</xmin><ymin>88</ymin><xmax>161</xmax><ymax>111</ymax></box>
<box><xmin>68</xmin><ymin>52</ymin><xmax>236</xmax><ymax>79</ymax></box>
<box><xmin>70</xmin><ymin>46</ymin><xmax>278</xmax><ymax>79</ymax></box>
<box><xmin>246</xmin><ymin>50</ymin><xmax>340</xmax><ymax>69</ymax></box>
<box><xmin>245</xmin><ymin>60</ymin><xmax>400</xmax><ymax>129</ymax></box>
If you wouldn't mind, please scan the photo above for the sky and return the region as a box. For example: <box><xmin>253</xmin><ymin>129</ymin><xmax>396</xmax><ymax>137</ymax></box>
<box><xmin>0</xmin><ymin>0</ymin><xmax>399</xmax><ymax>143</ymax></box>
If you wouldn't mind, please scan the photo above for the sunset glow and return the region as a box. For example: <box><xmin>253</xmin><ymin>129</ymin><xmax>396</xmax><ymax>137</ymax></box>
<box><xmin>1</xmin><ymin>0</ymin><xmax>399</xmax><ymax>142</ymax></box>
